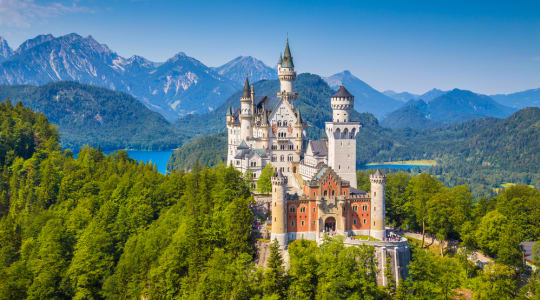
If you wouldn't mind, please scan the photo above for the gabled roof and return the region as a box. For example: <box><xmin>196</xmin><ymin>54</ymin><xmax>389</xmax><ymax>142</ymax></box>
<box><xmin>332</xmin><ymin>85</ymin><xmax>353</xmax><ymax>98</ymax></box>
<box><xmin>309</xmin><ymin>140</ymin><xmax>328</xmax><ymax>157</ymax></box>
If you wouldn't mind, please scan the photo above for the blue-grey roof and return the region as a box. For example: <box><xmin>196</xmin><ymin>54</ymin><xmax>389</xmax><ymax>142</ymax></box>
<box><xmin>309</xmin><ymin>140</ymin><xmax>327</xmax><ymax>157</ymax></box>
<box><xmin>314</xmin><ymin>167</ymin><xmax>328</xmax><ymax>181</ymax></box>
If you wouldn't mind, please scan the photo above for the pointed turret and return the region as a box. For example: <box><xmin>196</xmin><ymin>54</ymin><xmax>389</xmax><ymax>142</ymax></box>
<box><xmin>278</xmin><ymin>53</ymin><xmax>283</xmax><ymax>65</ymax></box>
<box><xmin>296</xmin><ymin>108</ymin><xmax>302</xmax><ymax>123</ymax></box>
<box><xmin>226</xmin><ymin>106</ymin><xmax>232</xmax><ymax>116</ymax></box>
<box><xmin>242</xmin><ymin>75</ymin><xmax>251</xmax><ymax>99</ymax></box>
<box><xmin>282</xmin><ymin>39</ymin><xmax>294</xmax><ymax>68</ymax></box>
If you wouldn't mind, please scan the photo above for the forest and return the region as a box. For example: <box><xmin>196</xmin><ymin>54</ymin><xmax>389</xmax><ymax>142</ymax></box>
<box><xmin>0</xmin><ymin>82</ymin><xmax>186</xmax><ymax>151</ymax></box>
<box><xmin>0</xmin><ymin>101</ymin><xmax>539</xmax><ymax>299</ymax></box>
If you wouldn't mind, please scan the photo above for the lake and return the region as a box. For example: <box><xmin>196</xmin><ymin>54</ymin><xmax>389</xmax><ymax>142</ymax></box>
<box><xmin>360</xmin><ymin>164</ymin><xmax>433</xmax><ymax>170</ymax></box>
<box><xmin>103</xmin><ymin>150</ymin><xmax>173</xmax><ymax>174</ymax></box>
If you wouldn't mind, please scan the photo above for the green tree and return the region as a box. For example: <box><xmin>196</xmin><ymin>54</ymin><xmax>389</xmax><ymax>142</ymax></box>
<box><xmin>385</xmin><ymin>171</ymin><xmax>411</xmax><ymax>228</ymax></box>
<box><xmin>407</xmin><ymin>173</ymin><xmax>443</xmax><ymax>247</ymax></box>
<box><xmin>473</xmin><ymin>263</ymin><xmax>517</xmax><ymax>300</ymax></box>
<box><xmin>288</xmin><ymin>240</ymin><xmax>318</xmax><ymax>299</ymax></box>
<box><xmin>263</xmin><ymin>239</ymin><xmax>287</xmax><ymax>298</ymax></box>
<box><xmin>257</xmin><ymin>163</ymin><xmax>274</xmax><ymax>194</ymax></box>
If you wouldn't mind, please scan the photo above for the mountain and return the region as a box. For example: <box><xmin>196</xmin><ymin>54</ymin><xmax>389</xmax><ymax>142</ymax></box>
<box><xmin>0</xmin><ymin>33</ymin><xmax>240</xmax><ymax>121</ymax></box>
<box><xmin>381</xmin><ymin>89</ymin><xmax>516</xmax><ymax>130</ymax></box>
<box><xmin>213</xmin><ymin>56</ymin><xmax>277</xmax><ymax>85</ymax></box>
<box><xmin>0</xmin><ymin>37</ymin><xmax>12</xmax><ymax>63</ymax></box>
<box><xmin>491</xmin><ymin>88</ymin><xmax>540</xmax><ymax>109</ymax></box>
<box><xmin>0</xmin><ymin>81</ymin><xmax>186</xmax><ymax>151</ymax></box>
<box><xmin>383</xmin><ymin>90</ymin><xmax>418</xmax><ymax>102</ymax></box>
<box><xmin>324</xmin><ymin>70</ymin><xmax>403</xmax><ymax>119</ymax></box>
<box><xmin>380</xmin><ymin>100</ymin><xmax>441</xmax><ymax>130</ymax></box>
<box><xmin>133</xmin><ymin>52</ymin><xmax>239</xmax><ymax>117</ymax></box>
<box><xmin>174</xmin><ymin>73</ymin><xmax>373</xmax><ymax>139</ymax></box>
<box><xmin>383</xmin><ymin>88</ymin><xmax>446</xmax><ymax>103</ymax></box>
<box><xmin>418</xmin><ymin>88</ymin><xmax>445</xmax><ymax>102</ymax></box>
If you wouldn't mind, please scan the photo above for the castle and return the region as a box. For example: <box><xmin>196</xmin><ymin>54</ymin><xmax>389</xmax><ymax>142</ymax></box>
<box><xmin>226</xmin><ymin>40</ymin><xmax>409</xmax><ymax>285</ymax></box>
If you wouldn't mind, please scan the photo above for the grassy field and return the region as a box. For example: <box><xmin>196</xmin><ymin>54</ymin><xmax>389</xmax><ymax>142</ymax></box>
<box><xmin>365</xmin><ymin>160</ymin><xmax>437</xmax><ymax>166</ymax></box>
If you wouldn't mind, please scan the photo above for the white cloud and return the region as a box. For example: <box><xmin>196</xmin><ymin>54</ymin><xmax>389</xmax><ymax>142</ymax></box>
<box><xmin>0</xmin><ymin>0</ymin><xmax>90</xmax><ymax>28</ymax></box>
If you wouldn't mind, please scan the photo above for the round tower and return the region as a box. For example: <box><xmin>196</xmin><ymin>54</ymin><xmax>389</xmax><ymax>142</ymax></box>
<box><xmin>370</xmin><ymin>169</ymin><xmax>386</xmax><ymax>240</ymax></box>
<box><xmin>331</xmin><ymin>85</ymin><xmax>354</xmax><ymax>123</ymax></box>
<box><xmin>260</xmin><ymin>109</ymin><xmax>270</xmax><ymax>149</ymax></box>
<box><xmin>277</xmin><ymin>39</ymin><xmax>297</xmax><ymax>102</ymax></box>
<box><xmin>271</xmin><ymin>169</ymin><xmax>288</xmax><ymax>248</ymax></box>
<box><xmin>240</xmin><ymin>75</ymin><xmax>253</xmax><ymax>141</ymax></box>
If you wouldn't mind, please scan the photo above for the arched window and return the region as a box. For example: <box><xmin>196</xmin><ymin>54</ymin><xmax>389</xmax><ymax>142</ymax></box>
<box><xmin>352</xmin><ymin>205</ymin><xmax>358</xmax><ymax>212</ymax></box>
<box><xmin>331</xmin><ymin>190</ymin><xmax>335</xmax><ymax>196</ymax></box>
<box><xmin>290</xmin><ymin>206</ymin><xmax>296</xmax><ymax>213</ymax></box>
<box><xmin>324</xmin><ymin>190</ymin><xmax>328</xmax><ymax>197</ymax></box>
<box><xmin>280</xmin><ymin>155</ymin><xmax>284</xmax><ymax>162</ymax></box>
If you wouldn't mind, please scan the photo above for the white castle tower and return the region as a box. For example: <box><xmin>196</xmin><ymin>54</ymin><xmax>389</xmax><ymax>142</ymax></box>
<box><xmin>239</xmin><ymin>76</ymin><xmax>253</xmax><ymax>141</ymax></box>
<box><xmin>325</xmin><ymin>86</ymin><xmax>360</xmax><ymax>188</ymax></box>
<box><xmin>370</xmin><ymin>169</ymin><xmax>386</xmax><ymax>240</ymax></box>
<box><xmin>271</xmin><ymin>169</ymin><xmax>288</xmax><ymax>248</ymax></box>
<box><xmin>277</xmin><ymin>39</ymin><xmax>297</xmax><ymax>102</ymax></box>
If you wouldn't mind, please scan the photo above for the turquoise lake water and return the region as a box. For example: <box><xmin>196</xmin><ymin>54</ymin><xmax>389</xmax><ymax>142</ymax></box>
<box><xmin>360</xmin><ymin>164</ymin><xmax>433</xmax><ymax>170</ymax></box>
<box><xmin>103</xmin><ymin>150</ymin><xmax>173</xmax><ymax>174</ymax></box>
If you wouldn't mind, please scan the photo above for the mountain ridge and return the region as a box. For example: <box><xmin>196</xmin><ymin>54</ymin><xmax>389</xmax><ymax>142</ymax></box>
<box><xmin>324</xmin><ymin>70</ymin><xmax>403</xmax><ymax>119</ymax></box>
<box><xmin>213</xmin><ymin>56</ymin><xmax>277</xmax><ymax>85</ymax></box>
<box><xmin>381</xmin><ymin>89</ymin><xmax>516</xmax><ymax>130</ymax></box>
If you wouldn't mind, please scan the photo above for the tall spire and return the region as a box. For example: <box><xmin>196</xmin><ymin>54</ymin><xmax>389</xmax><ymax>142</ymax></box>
<box><xmin>242</xmin><ymin>74</ymin><xmax>251</xmax><ymax>98</ymax></box>
<box><xmin>282</xmin><ymin>38</ymin><xmax>294</xmax><ymax>68</ymax></box>
<box><xmin>278</xmin><ymin>52</ymin><xmax>283</xmax><ymax>65</ymax></box>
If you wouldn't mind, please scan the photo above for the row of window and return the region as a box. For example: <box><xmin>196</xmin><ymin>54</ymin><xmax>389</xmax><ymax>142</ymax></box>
<box><xmin>353</xmin><ymin>219</ymin><xmax>368</xmax><ymax>225</ymax></box>
<box><xmin>289</xmin><ymin>206</ymin><xmax>316</xmax><ymax>213</ymax></box>
<box><xmin>271</xmin><ymin>154</ymin><xmax>294</xmax><ymax>162</ymax></box>
<box><xmin>288</xmin><ymin>219</ymin><xmax>367</xmax><ymax>227</ymax></box>
<box><xmin>352</xmin><ymin>205</ymin><xmax>369</xmax><ymax>212</ymax></box>
<box><xmin>271</xmin><ymin>144</ymin><xmax>295</xmax><ymax>150</ymax></box>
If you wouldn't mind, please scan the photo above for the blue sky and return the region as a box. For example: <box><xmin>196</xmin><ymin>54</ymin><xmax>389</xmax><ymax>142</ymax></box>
<box><xmin>0</xmin><ymin>0</ymin><xmax>539</xmax><ymax>94</ymax></box>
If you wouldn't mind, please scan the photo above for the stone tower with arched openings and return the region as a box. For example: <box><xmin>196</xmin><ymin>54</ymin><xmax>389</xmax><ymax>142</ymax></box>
<box><xmin>325</xmin><ymin>86</ymin><xmax>361</xmax><ymax>188</ymax></box>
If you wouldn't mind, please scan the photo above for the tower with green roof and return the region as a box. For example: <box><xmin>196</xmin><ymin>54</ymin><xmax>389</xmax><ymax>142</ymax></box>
<box><xmin>277</xmin><ymin>39</ymin><xmax>297</xmax><ymax>102</ymax></box>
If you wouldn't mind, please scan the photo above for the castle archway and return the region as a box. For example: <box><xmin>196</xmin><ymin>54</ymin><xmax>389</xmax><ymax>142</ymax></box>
<box><xmin>324</xmin><ymin>217</ymin><xmax>336</xmax><ymax>232</ymax></box>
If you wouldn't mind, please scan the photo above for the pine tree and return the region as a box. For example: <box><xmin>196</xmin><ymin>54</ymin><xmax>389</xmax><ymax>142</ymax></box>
<box><xmin>263</xmin><ymin>239</ymin><xmax>287</xmax><ymax>297</ymax></box>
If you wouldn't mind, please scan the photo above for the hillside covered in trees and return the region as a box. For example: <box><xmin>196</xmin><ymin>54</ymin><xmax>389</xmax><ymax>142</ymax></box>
<box><xmin>169</xmin><ymin>105</ymin><xmax>539</xmax><ymax>196</ymax></box>
<box><xmin>0</xmin><ymin>102</ymin><xmax>538</xmax><ymax>299</ymax></box>
<box><xmin>0</xmin><ymin>81</ymin><xmax>186</xmax><ymax>151</ymax></box>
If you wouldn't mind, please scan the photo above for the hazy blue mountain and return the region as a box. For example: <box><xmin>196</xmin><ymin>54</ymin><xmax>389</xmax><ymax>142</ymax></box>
<box><xmin>381</xmin><ymin>89</ymin><xmax>516</xmax><ymax>129</ymax></box>
<box><xmin>213</xmin><ymin>56</ymin><xmax>277</xmax><ymax>85</ymax></box>
<box><xmin>491</xmin><ymin>88</ymin><xmax>540</xmax><ymax>109</ymax></box>
<box><xmin>381</xmin><ymin>99</ymin><xmax>441</xmax><ymax>130</ymax></box>
<box><xmin>383</xmin><ymin>90</ymin><xmax>419</xmax><ymax>102</ymax></box>
<box><xmin>418</xmin><ymin>88</ymin><xmax>446</xmax><ymax>102</ymax></box>
<box><xmin>324</xmin><ymin>70</ymin><xmax>403</xmax><ymax>119</ymax></box>
<box><xmin>0</xmin><ymin>33</ymin><xmax>241</xmax><ymax>121</ymax></box>
<box><xmin>0</xmin><ymin>81</ymin><xmax>186</xmax><ymax>151</ymax></box>
<box><xmin>0</xmin><ymin>37</ymin><xmax>12</xmax><ymax>63</ymax></box>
